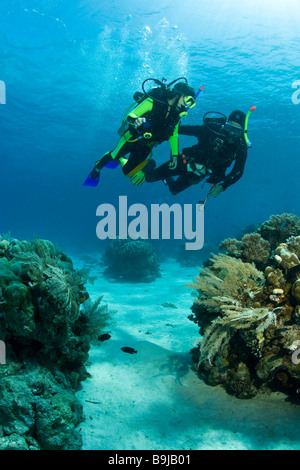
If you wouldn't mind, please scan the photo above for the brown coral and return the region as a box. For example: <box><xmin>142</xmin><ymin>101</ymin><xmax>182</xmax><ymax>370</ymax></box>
<box><xmin>275</xmin><ymin>244</ymin><xmax>299</xmax><ymax>272</ymax></box>
<box><xmin>189</xmin><ymin>218</ymin><xmax>300</xmax><ymax>399</ymax></box>
<box><xmin>187</xmin><ymin>254</ymin><xmax>275</xmax><ymax>367</ymax></box>
<box><xmin>257</xmin><ymin>213</ymin><xmax>300</xmax><ymax>249</ymax></box>
<box><xmin>292</xmin><ymin>279</ymin><xmax>300</xmax><ymax>302</ymax></box>
<box><xmin>220</xmin><ymin>232</ymin><xmax>271</xmax><ymax>267</ymax></box>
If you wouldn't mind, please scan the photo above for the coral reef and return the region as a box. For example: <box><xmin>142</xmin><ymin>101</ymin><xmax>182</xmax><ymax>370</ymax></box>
<box><xmin>257</xmin><ymin>213</ymin><xmax>300</xmax><ymax>249</ymax></box>
<box><xmin>188</xmin><ymin>215</ymin><xmax>300</xmax><ymax>399</ymax></box>
<box><xmin>219</xmin><ymin>233</ymin><xmax>271</xmax><ymax>268</ymax></box>
<box><xmin>0</xmin><ymin>237</ymin><xmax>109</xmax><ymax>449</ymax></box>
<box><xmin>103</xmin><ymin>238</ymin><xmax>161</xmax><ymax>282</ymax></box>
<box><xmin>220</xmin><ymin>213</ymin><xmax>300</xmax><ymax>268</ymax></box>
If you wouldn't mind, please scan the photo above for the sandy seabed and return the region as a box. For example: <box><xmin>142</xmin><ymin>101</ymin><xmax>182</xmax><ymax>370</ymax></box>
<box><xmin>74</xmin><ymin>259</ymin><xmax>300</xmax><ymax>450</ymax></box>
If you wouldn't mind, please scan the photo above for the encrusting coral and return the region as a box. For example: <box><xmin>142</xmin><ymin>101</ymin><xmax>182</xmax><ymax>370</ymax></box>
<box><xmin>0</xmin><ymin>236</ymin><xmax>110</xmax><ymax>450</ymax></box>
<box><xmin>188</xmin><ymin>214</ymin><xmax>300</xmax><ymax>399</ymax></box>
<box><xmin>103</xmin><ymin>237</ymin><xmax>161</xmax><ymax>282</ymax></box>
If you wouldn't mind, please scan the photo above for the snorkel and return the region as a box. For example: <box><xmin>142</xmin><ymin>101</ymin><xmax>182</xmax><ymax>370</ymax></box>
<box><xmin>180</xmin><ymin>83</ymin><xmax>204</xmax><ymax>116</ymax></box>
<box><xmin>243</xmin><ymin>106</ymin><xmax>256</xmax><ymax>147</ymax></box>
<box><xmin>184</xmin><ymin>84</ymin><xmax>205</xmax><ymax>110</ymax></box>
<box><xmin>195</xmin><ymin>84</ymin><xmax>205</xmax><ymax>100</ymax></box>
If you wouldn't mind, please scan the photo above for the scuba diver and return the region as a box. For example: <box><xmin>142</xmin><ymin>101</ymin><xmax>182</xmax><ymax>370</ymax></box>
<box><xmin>145</xmin><ymin>108</ymin><xmax>256</xmax><ymax>197</ymax></box>
<box><xmin>83</xmin><ymin>77</ymin><xmax>196</xmax><ymax>187</ymax></box>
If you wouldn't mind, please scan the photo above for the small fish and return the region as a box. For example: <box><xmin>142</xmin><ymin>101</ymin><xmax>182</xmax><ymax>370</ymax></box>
<box><xmin>121</xmin><ymin>347</ymin><xmax>137</xmax><ymax>354</ymax></box>
<box><xmin>98</xmin><ymin>333</ymin><xmax>111</xmax><ymax>342</ymax></box>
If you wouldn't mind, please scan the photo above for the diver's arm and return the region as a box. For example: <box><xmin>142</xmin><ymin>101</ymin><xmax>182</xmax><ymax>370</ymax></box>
<box><xmin>179</xmin><ymin>125</ymin><xmax>204</xmax><ymax>139</ymax></box>
<box><xmin>221</xmin><ymin>148</ymin><xmax>248</xmax><ymax>190</ymax></box>
<box><xmin>126</xmin><ymin>98</ymin><xmax>153</xmax><ymax>124</ymax></box>
<box><xmin>169</xmin><ymin>122</ymin><xmax>179</xmax><ymax>156</ymax></box>
<box><xmin>168</xmin><ymin>122</ymin><xmax>180</xmax><ymax>169</ymax></box>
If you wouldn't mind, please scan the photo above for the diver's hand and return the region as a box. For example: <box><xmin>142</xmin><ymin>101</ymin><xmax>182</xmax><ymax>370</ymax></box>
<box><xmin>133</xmin><ymin>117</ymin><xmax>146</xmax><ymax>129</ymax></box>
<box><xmin>194</xmin><ymin>163</ymin><xmax>206</xmax><ymax>175</ymax></box>
<box><xmin>169</xmin><ymin>155</ymin><xmax>179</xmax><ymax>170</ymax></box>
<box><xmin>208</xmin><ymin>184</ymin><xmax>223</xmax><ymax>198</ymax></box>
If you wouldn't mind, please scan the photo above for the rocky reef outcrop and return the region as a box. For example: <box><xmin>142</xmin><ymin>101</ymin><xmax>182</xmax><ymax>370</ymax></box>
<box><xmin>0</xmin><ymin>237</ymin><xmax>109</xmax><ymax>449</ymax></box>
<box><xmin>188</xmin><ymin>213</ymin><xmax>300</xmax><ymax>399</ymax></box>
<box><xmin>103</xmin><ymin>238</ymin><xmax>161</xmax><ymax>282</ymax></box>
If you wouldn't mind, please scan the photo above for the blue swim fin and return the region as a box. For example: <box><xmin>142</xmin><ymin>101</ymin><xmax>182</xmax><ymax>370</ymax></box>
<box><xmin>104</xmin><ymin>160</ymin><xmax>120</xmax><ymax>169</ymax></box>
<box><xmin>83</xmin><ymin>171</ymin><xmax>100</xmax><ymax>187</ymax></box>
<box><xmin>83</xmin><ymin>158</ymin><xmax>120</xmax><ymax>186</ymax></box>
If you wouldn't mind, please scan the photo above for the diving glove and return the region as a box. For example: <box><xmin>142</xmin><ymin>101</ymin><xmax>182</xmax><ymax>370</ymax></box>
<box><xmin>132</xmin><ymin>118</ymin><xmax>152</xmax><ymax>139</ymax></box>
<box><xmin>208</xmin><ymin>184</ymin><xmax>223</xmax><ymax>198</ymax></box>
<box><xmin>130</xmin><ymin>170</ymin><xmax>146</xmax><ymax>186</ymax></box>
<box><xmin>133</xmin><ymin>117</ymin><xmax>146</xmax><ymax>129</ymax></box>
<box><xmin>169</xmin><ymin>155</ymin><xmax>179</xmax><ymax>170</ymax></box>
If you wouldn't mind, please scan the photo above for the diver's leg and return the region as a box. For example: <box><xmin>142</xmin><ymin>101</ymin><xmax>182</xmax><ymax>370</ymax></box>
<box><xmin>89</xmin><ymin>138</ymin><xmax>153</xmax><ymax>183</ymax></box>
<box><xmin>166</xmin><ymin>176</ymin><xmax>191</xmax><ymax>195</ymax></box>
<box><xmin>145</xmin><ymin>161</ymin><xmax>182</xmax><ymax>182</ymax></box>
<box><xmin>167</xmin><ymin>174</ymin><xmax>202</xmax><ymax>195</ymax></box>
<box><xmin>90</xmin><ymin>152</ymin><xmax>113</xmax><ymax>179</ymax></box>
<box><xmin>120</xmin><ymin>141</ymin><xmax>152</xmax><ymax>176</ymax></box>
<box><xmin>90</xmin><ymin>134</ymin><xmax>132</xmax><ymax>180</ymax></box>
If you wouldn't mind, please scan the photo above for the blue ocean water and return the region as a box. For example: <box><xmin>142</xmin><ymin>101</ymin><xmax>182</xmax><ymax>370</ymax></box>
<box><xmin>1</xmin><ymin>0</ymin><xmax>300</xmax><ymax>452</ymax></box>
<box><xmin>0</xmin><ymin>0</ymin><xmax>300</xmax><ymax>251</ymax></box>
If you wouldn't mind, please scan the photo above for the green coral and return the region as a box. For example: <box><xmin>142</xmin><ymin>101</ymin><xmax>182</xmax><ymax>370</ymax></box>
<box><xmin>103</xmin><ymin>238</ymin><xmax>161</xmax><ymax>282</ymax></box>
<box><xmin>0</xmin><ymin>364</ymin><xmax>83</xmax><ymax>450</ymax></box>
<box><xmin>0</xmin><ymin>237</ymin><xmax>110</xmax><ymax>450</ymax></box>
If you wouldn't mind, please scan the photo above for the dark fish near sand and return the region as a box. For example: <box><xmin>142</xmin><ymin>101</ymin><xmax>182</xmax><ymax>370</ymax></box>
<box><xmin>121</xmin><ymin>347</ymin><xmax>137</xmax><ymax>354</ymax></box>
<box><xmin>98</xmin><ymin>333</ymin><xmax>111</xmax><ymax>342</ymax></box>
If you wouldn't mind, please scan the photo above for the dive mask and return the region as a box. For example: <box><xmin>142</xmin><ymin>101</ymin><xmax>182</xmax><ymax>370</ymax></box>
<box><xmin>223</xmin><ymin>121</ymin><xmax>243</xmax><ymax>142</ymax></box>
<box><xmin>183</xmin><ymin>95</ymin><xmax>196</xmax><ymax>108</ymax></box>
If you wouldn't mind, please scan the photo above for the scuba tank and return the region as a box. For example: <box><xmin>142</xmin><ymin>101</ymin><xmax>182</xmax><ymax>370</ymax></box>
<box><xmin>117</xmin><ymin>91</ymin><xmax>146</xmax><ymax>136</ymax></box>
<box><xmin>203</xmin><ymin>108</ymin><xmax>256</xmax><ymax>149</ymax></box>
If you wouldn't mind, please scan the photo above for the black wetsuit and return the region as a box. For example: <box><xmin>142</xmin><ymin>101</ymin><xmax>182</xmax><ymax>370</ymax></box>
<box><xmin>145</xmin><ymin>123</ymin><xmax>248</xmax><ymax>195</ymax></box>
<box><xmin>95</xmin><ymin>87</ymin><xmax>183</xmax><ymax>176</ymax></box>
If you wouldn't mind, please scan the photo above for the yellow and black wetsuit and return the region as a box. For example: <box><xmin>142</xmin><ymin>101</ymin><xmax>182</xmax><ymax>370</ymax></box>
<box><xmin>93</xmin><ymin>87</ymin><xmax>182</xmax><ymax>179</ymax></box>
